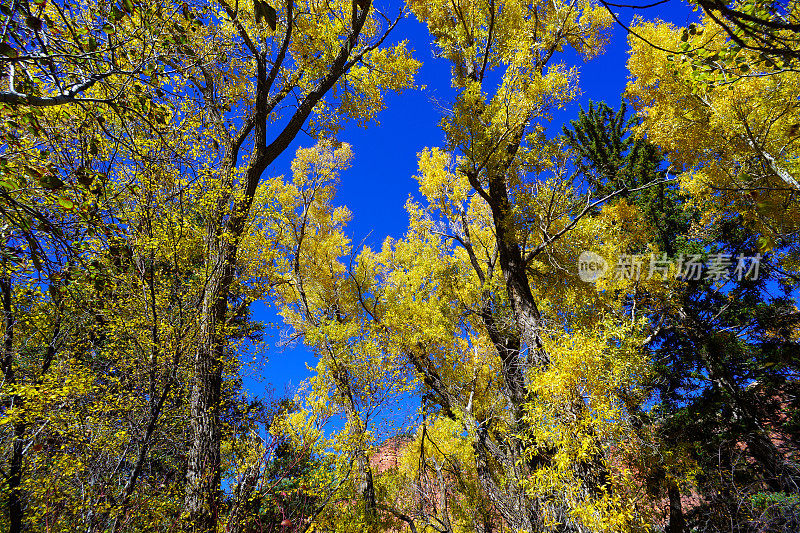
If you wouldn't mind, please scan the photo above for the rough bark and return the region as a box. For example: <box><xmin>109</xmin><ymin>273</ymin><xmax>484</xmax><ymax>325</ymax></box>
<box><xmin>183</xmin><ymin>1</ymin><xmax>380</xmax><ymax>529</ymax></box>
<box><xmin>460</xmin><ymin>121</ymin><xmax>611</xmax><ymax>531</ymax></box>
<box><xmin>226</xmin><ymin>460</ymin><xmax>261</xmax><ymax>533</ymax></box>
<box><xmin>185</xmin><ymin>248</ymin><xmax>229</xmax><ymax>530</ymax></box>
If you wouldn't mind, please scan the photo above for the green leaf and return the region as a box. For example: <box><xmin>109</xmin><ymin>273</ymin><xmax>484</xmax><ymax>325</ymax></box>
<box><xmin>55</xmin><ymin>196</ymin><xmax>75</xmax><ymax>210</ymax></box>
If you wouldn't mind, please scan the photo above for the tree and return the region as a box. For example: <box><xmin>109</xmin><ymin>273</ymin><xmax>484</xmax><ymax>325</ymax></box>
<box><xmin>394</xmin><ymin>0</ymin><xmax>663</xmax><ymax>528</ymax></box>
<box><xmin>564</xmin><ymin>101</ymin><xmax>800</xmax><ymax>533</ymax></box>
<box><xmin>3</xmin><ymin>0</ymin><xmax>798</xmax><ymax>530</ymax></box>
<box><xmin>692</xmin><ymin>0</ymin><xmax>800</xmax><ymax>65</ymax></box>
<box><xmin>260</xmin><ymin>140</ymin><xmax>405</xmax><ymax>531</ymax></box>
<box><xmin>624</xmin><ymin>15</ymin><xmax>800</xmax><ymax>498</ymax></box>
<box><xmin>272</xmin><ymin>1</ymin><xmax>682</xmax><ymax>531</ymax></box>
<box><xmin>0</xmin><ymin>0</ymin><xmax>164</xmax><ymax>107</ymax></box>
<box><xmin>0</xmin><ymin>180</ymin><xmax>196</xmax><ymax>531</ymax></box>
<box><xmin>597</xmin><ymin>0</ymin><xmax>799</xmax><ymax>73</ymax></box>
<box><xmin>158</xmin><ymin>0</ymin><xmax>419</xmax><ymax>529</ymax></box>
<box><xmin>1</xmin><ymin>0</ymin><xmax>418</xmax><ymax>516</ymax></box>
<box><xmin>0</xmin><ymin>18</ymin><xmax>203</xmax><ymax>529</ymax></box>
<box><xmin>626</xmin><ymin>14</ymin><xmax>800</xmax><ymax>229</ymax></box>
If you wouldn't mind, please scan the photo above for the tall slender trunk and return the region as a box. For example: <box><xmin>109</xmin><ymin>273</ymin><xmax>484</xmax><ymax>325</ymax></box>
<box><xmin>1</xmin><ymin>275</ymin><xmax>23</xmax><ymax>533</ymax></box>
<box><xmin>226</xmin><ymin>459</ymin><xmax>261</xmax><ymax>533</ymax></box>
<box><xmin>181</xmin><ymin>2</ymin><xmax>377</xmax><ymax>528</ymax></box>
<box><xmin>467</xmin><ymin>160</ymin><xmax>609</xmax><ymax>531</ymax></box>
<box><xmin>667</xmin><ymin>481</ymin><xmax>685</xmax><ymax>533</ymax></box>
<box><xmin>183</xmin><ymin>42</ymin><xmax>269</xmax><ymax>531</ymax></box>
<box><xmin>185</xmin><ymin>243</ymin><xmax>232</xmax><ymax>531</ymax></box>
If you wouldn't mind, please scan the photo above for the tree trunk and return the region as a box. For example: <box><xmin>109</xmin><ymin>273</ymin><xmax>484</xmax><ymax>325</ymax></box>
<box><xmin>667</xmin><ymin>481</ymin><xmax>685</xmax><ymax>533</ymax></box>
<box><xmin>469</xmin><ymin>161</ymin><xmax>609</xmax><ymax>531</ymax></box>
<box><xmin>1</xmin><ymin>275</ymin><xmax>23</xmax><ymax>533</ymax></box>
<box><xmin>184</xmin><ymin>246</ymin><xmax>229</xmax><ymax>531</ymax></box>
<box><xmin>181</xmin><ymin>4</ymin><xmax>376</xmax><ymax>528</ymax></box>
<box><xmin>226</xmin><ymin>460</ymin><xmax>261</xmax><ymax>533</ymax></box>
<box><xmin>330</xmin><ymin>355</ymin><xmax>377</xmax><ymax>524</ymax></box>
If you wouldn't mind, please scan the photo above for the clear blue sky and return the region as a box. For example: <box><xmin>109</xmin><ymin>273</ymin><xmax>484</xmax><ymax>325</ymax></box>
<box><xmin>245</xmin><ymin>1</ymin><xmax>700</xmax><ymax>400</ymax></box>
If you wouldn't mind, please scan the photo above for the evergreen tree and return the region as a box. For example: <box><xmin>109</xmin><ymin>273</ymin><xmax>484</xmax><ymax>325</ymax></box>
<box><xmin>565</xmin><ymin>101</ymin><xmax>800</xmax><ymax>533</ymax></box>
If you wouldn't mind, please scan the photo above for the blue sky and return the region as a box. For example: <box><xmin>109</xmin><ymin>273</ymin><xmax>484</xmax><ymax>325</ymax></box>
<box><xmin>246</xmin><ymin>1</ymin><xmax>701</xmax><ymax>400</ymax></box>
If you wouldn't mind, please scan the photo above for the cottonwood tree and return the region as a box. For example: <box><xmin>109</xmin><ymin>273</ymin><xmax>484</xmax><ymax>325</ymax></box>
<box><xmin>272</xmin><ymin>1</ymin><xmax>678</xmax><ymax>531</ymax></box>
<box><xmin>0</xmin><ymin>180</ymin><xmax>196</xmax><ymax>531</ymax></box>
<box><xmin>598</xmin><ymin>0</ymin><xmax>800</xmax><ymax>68</ymax></box>
<box><xmin>693</xmin><ymin>0</ymin><xmax>800</xmax><ymax>64</ymax></box>
<box><xmin>154</xmin><ymin>0</ymin><xmax>419</xmax><ymax>530</ymax></box>
<box><xmin>395</xmin><ymin>0</ymin><xmax>659</xmax><ymax>529</ymax></box>
<box><xmin>1</xmin><ymin>1</ymin><xmax>418</xmax><ymax>530</ymax></box>
<box><xmin>256</xmin><ymin>141</ymin><xmax>414</xmax><ymax>531</ymax></box>
<box><xmin>626</xmin><ymin>13</ymin><xmax>800</xmax><ymax>248</ymax></box>
<box><xmin>0</xmin><ymin>0</ymin><xmax>166</xmax><ymax>107</ymax></box>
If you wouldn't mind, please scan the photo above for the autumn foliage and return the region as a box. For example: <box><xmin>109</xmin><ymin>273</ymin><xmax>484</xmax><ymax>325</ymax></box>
<box><xmin>1</xmin><ymin>0</ymin><xmax>798</xmax><ymax>532</ymax></box>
